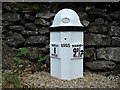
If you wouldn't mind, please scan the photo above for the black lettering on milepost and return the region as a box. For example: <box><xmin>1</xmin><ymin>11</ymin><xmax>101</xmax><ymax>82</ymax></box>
<box><xmin>54</xmin><ymin>47</ymin><xmax>56</xmax><ymax>54</ymax></box>
<box><xmin>73</xmin><ymin>48</ymin><xmax>77</xmax><ymax>57</ymax></box>
<box><xmin>73</xmin><ymin>46</ymin><xmax>84</xmax><ymax>58</ymax></box>
<box><xmin>51</xmin><ymin>44</ymin><xmax>58</xmax><ymax>57</ymax></box>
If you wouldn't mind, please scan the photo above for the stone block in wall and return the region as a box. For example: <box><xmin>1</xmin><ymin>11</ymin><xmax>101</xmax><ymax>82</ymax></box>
<box><xmin>27</xmin><ymin>47</ymin><xmax>43</xmax><ymax>60</ymax></box>
<box><xmin>78</xmin><ymin>12</ymin><xmax>90</xmax><ymax>21</ymax></box>
<box><xmin>81</xmin><ymin>20</ymin><xmax>90</xmax><ymax>27</ymax></box>
<box><xmin>95</xmin><ymin>18</ymin><xmax>104</xmax><ymax>25</ymax></box>
<box><xmin>96</xmin><ymin>48</ymin><xmax>120</xmax><ymax>62</ymax></box>
<box><xmin>39</xmin><ymin>27</ymin><xmax>49</xmax><ymax>36</ymax></box>
<box><xmin>85</xmin><ymin>60</ymin><xmax>116</xmax><ymax>71</ymax></box>
<box><xmin>3</xmin><ymin>4</ymin><xmax>11</xmax><ymax>11</ymax></box>
<box><xmin>112</xmin><ymin>37</ymin><xmax>120</xmax><ymax>46</ymax></box>
<box><xmin>25</xmin><ymin>35</ymin><xmax>47</xmax><ymax>46</ymax></box>
<box><xmin>9</xmin><ymin>25</ymin><xmax>25</xmax><ymax>32</ymax></box>
<box><xmin>35</xmin><ymin>19</ymin><xmax>51</xmax><ymax>26</ymax></box>
<box><xmin>88</xmin><ymin>23</ymin><xmax>108</xmax><ymax>34</ymax></box>
<box><xmin>84</xmin><ymin>48</ymin><xmax>95</xmax><ymax>58</ymax></box>
<box><xmin>78</xmin><ymin>12</ymin><xmax>90</xmax><ymax>27</ymax></box>
<box><xmin>88</xmin><ymin>8</ymin><xmax>112</xmax><ymax>21</ymax></box>
<box><xmin>76</xmin><ymin>7</ymin><xmax>86</xmax><ymax>13</ymax></box>
<box><xmin>24</xmin><ymin>13</ymin><xmax>35</xmax><ymax>21</ymax></box>
<box><xmin>5</xmin><ymin>32</ymin><xmax>25</xmax><ymax>47</ymax></box>
<box><xmin>36</xmin><ymin>13</ymin><xmax>55</xmax><ymax>20</ymax></box>
<box><xmin>97</xmin><ymin>71</ymin><xmax>116</xmax><ymax>76</ymax></box>
<box><xmin>84</xmin><ymin>47</ymin><xmax>96</xmax><ymax>61</ymax></box>
<box><xmin>3</xmin><ymin>13</ymin><xmax>21</xmax><ymax>22</ymax></box>
<box><xmin>3</xmin><ymin>3</ymin><xmax>20</xmax><ymax>12</ymax></box>
<box><xmin>85</xmin><ymin>33</ymin><xmax>111</xmax><ymax>46</ymax></box>
<box><xmin>2</xmin><ymin>21</ymin><xmax>12</xmax><ymax>26</ymax></box>
<box><xmin>21</xmin><ymin>30</ymin><xmax>38</xmax><ymax>36</ymax></box>
<box><xmin>41</xmin><ymin>44</ymin><xmax>50</xmax><ymax>54</ymax></box>
<box><xmin>109</xmin><ymin>26</ymin><xmax>120</xmax><ymax>36</ymax></box>
<box><xmin>109</xmin><ymin>11</ymin><xmax>120</xmax><ymax>20</ymax></box>
<box><xmin>4</xmin><ymin>31</ymin><xmax>13</xmax><ymax>37</ymax></box>
<box><xmin>25</xmin><ymin>23</ymin><xmax>37</xmax><ymax>31</ymax></box>
<box><xmin>109</xmin><ymin>21</ymin><xmax>118</xmax><ymax>26</ymax></box>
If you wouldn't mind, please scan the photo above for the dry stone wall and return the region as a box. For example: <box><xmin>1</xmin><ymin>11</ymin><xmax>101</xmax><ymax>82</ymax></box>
<box><xmin>2</xmin><ymin>2</ymin><xmax>120</xmax><ymax>75</ymax></box>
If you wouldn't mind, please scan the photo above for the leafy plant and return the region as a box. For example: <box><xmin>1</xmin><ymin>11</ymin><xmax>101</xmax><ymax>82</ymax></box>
<box><xmin>14</xmin><ymin>57</ymin><xmax>24</xmax><ymax>64</ymax></box>
<box><xmin>38</xmin><ymin>57</ymin><xmax>46</xmax><ymax>62</ymax></box>
<box><xmin>13</xmin><ymin>48</ymin><xmax>28</xmax><ymax>71</ymax></box>
<box><xmin>2</xmin><ymin>73</ymin><xmax>21</xmax><ymax>88</ymax></box>
<box><xmin>16</xmin><ymin>48</ymin><xmax>28</xmax><ymax>56</ymax></box>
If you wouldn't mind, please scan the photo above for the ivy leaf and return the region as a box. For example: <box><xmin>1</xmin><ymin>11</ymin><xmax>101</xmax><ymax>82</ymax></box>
<box><xmin>14</xmin><ymin>58</ymin><xmax>24</xmax><ymax>64</ymax></box>
<box><xmin>38</xmin><ymin>57</ymin><xmax>46</xmax><ymax>62</ymax></box>
<box><xmin>16</xmin><ymin>52</ymin><xmax>23</xmax><ymax>57</ymax></box>
<box><xmin>16</xmin><ymin>48</ymin><xmax>28</xmax><ymax>56</ymax></box>
<box><xmin>20</xmin><ymin>48</ymin><xmax>28</xmax><ymax>54</ymax></box>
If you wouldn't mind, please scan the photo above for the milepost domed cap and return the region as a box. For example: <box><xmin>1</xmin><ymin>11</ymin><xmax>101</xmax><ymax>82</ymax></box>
<box><xmin>50</xmin><ymin>8</ymin><xmax>85</xmax><ymax>31</ymax></box>
<box><xmin>50</xmin><ymin>8</ymin><xmax>83</xmax><ymax>27</ymax></box>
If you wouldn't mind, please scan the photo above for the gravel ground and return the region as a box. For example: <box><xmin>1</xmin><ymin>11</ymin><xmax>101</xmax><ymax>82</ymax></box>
<box><xmin>22</xmin><ymin>71</ymin><xmax>120</xmax><ymax>88</ymax></box>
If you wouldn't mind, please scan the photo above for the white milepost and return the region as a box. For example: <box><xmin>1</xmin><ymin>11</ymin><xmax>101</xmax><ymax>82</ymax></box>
<box><xmin>49</xmin><ymin>8</ymin><xmax>85</xmax><ymax>80</ymax></box>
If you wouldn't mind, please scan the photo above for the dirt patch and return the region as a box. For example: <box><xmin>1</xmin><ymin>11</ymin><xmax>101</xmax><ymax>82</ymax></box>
<box><xmin>22</xmin><ymin>71</ymin><xmax>120</xmax><ymax>88</ymax></box>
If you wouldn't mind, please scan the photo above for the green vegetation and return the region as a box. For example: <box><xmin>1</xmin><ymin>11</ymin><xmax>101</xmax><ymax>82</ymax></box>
<box><xmin>2</xmin><ymin>73</ymin><xmax>21</xmax><ymax>88</ymax></box>
<box><xmin>13</xmin><ymin>48</ymin><xmax>28</xmax><ymax>71</ymax></box>
<box><xmin>16</xmin><ymin>48</ymin><xmax>28</xmax><ymax>56</ymax></box>
<box><xmin>38</xmin><ymin>57</ymin><xmax>47</xmax><ymax>62</ymax></box>
<box><xmin>15</xmin><ymin>48</ymin><xmax>28</xmax><ymax>63</ymax></box>
<box><xmin>2</xmin><ymin>47</ymin><xmax>48</xmax><ymax>88</ymax></box>
<box><xmin>14</xmin><ymin>57</ymin><xmax>24</xmax><ymax>64</ymax></box>
<box><xmin>38</xmin><ymin>57</ymin><xmax>47</xmax><ymax>71</ymax></box>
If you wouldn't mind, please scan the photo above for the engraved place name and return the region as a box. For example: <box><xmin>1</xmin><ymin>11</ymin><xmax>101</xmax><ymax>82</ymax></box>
<box><xmin>72</xmin><ymin>44</ymin><xmax>82</xmax><ymax>47</ymax></box>
<box><xmin>51</xmin><ymin>44</ymin><xmax>58</xmax><ymax>47</ymax></box>
<box><xmin>51</xmin><ymin>44</ymin><xmax>58</xmax><ymax>57</ymax></box>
